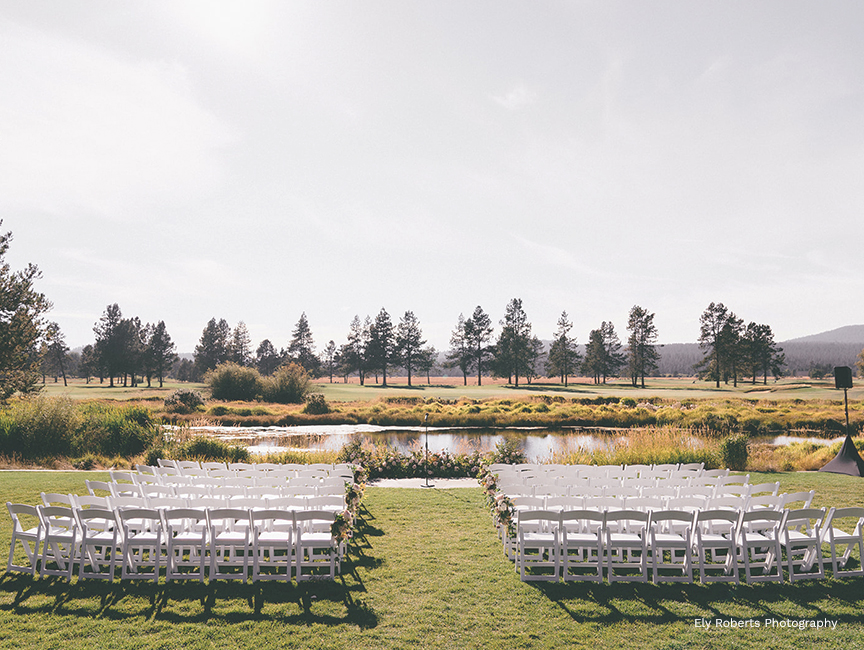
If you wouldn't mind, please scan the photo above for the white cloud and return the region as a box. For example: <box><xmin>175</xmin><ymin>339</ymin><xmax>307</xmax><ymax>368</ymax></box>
<box><xmin>492</xmin><ymin>84</ymin><xmax>537</xmax><ymax>111</ymax></box>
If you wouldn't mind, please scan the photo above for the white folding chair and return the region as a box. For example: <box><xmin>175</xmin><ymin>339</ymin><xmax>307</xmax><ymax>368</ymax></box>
<box><xmin>693</xmin><ymin>509</ymin><xmax>739</xmax><ymax>584</ymax></box>
<box><xmin>780</xmin><ymin>508</ymin><xmax>826</xmax><ymax>582</ymax></box>
<box><xmin>560</xmin><ymin>510</ymin><xmax>604</xmax><ymax>582</ymax></box>
<box><xmin>37</xmin><ymin>505</ymin><xmax>78</xmax><ymax>580</ymax></box>
<box><xmin>85</xmin><ymin>480</ymin><xmax>114</xmax><ymax>497</ymax></box>
<box><xmin>295</xmin><ymin>510</ymin><xmax>338</xmax><ymax>580</ymax></box>
<box><xmin>747</xmin><ymin>481</ymin><xmax>780</xmax><ymax>498</ymax></box>
<box><xmin>648</xmin><ymin>510</ymin><xmax>694</xmax><ymax>583</ymax></box>
<box><xmin>604</xmin><ymin>510</ymin><xmax>650</xmax><ymax>583</ymax></box>
<box><xmin>207</xmin><ymin>508</ymin><xmax>251</xmax><ymax>581</ymax></box>
<box><xmin>6</xmin><ymin>503</ymin><xmax>42</xmax><ymax>575</ymax></box>
<box><xmin>735</xmin><ymin>510</ymin><xmax>783</xmax><ymax>584</ymax></box>
<box><xmin>163</xmin><ymin>508</ymin><xmax>208</xmax><ymax>582</ymax></box>
<box><xmin>76</xmin><ymin>508</ymin><xmax>120</xmax><ymax>581</ymax></box>
<box><xmin>41</xmin><ymin>492</ymin><xmax>74</xmax><ymax>508</ymax></box>
<box><xmin>516</xmin><ymin>510</ymin><xmax>560</xmax><ymax>582</ymax></box>
<box><xmin>118</xmin><ymin>508</ymin><xmax>163</xmax><ymax>581</ymax></box>
<box><xmin>250</xmin><ymin>509</ymin><xmax>295</xmax><ymax>582</ymax></box>
<box><xmin>821</xmin><ymin>507</ymin><xmax>864</xmax><ymax>578</ymax></box>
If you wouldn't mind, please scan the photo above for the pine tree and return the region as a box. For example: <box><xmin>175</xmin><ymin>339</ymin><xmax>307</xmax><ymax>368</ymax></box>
<box><xmin>494</xmin><ymin>298</ymin><xmax>533</xmax><ymax>387</ymax></box>
<box><xmin>446</xmin><ymin>314</ymin><xmax>471</xmax><ymax>385</ymax></box>
<box><xmin>546</xmin><ymin>311</ymin><xmax>580</xmax><ymax>386</ymax></box>
<box><xmin>147</xmin><ymin>320</ymin><xmax>178</xmax><ymax>388</ymax></box>
<box><xmin>194</xmin><ymin>317</ymin><xmax>231</xmax><ymax>377</ymax></box>
<box><xmin>626</xmin><ymin>305</ymin><xmax>659</xmax><ymax>388</ymax></box>
<box><xmin>288</xmin><ymin>312</ymin><xmax>319</xmax><ymax>376</ymax></box>
<box><xmin>230</xmin><ymin>321</ymin><xmax>253</xmax><ymax>367</ymax></box>
<box><xmin>0</xmin><ymin>224</ymin><xmax>50</xmax><ymax>399</ymax></box>
<box><xmin>366</xmin><ymin>309</ymin><xmax>395</xmax><ymax>386</ymax></box>
<box><xmin>395</xmin><ymin>311</ymin><xmax>425</xmax><ymax>387</ymax></box>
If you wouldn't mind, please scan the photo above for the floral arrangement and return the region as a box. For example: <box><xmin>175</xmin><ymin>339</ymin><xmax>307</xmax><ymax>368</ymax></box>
<box><xmin>331</xmin><ymin>509</ymin><xmax>355</xmax><ymax>544</ymax></box>
<box><xmin>491</xmin><ymin>493</ymin><xmax>516</xmax><ymax>539</ymax></box>
<box><xmin>345</xmin><ymin>480</ymin><xmax>365</xmax><ymax>516</ymax></box>
<box><xmin>480</xmin><ymin>469</ymin><xmax>499</xmax><ymax>506</ymax></box>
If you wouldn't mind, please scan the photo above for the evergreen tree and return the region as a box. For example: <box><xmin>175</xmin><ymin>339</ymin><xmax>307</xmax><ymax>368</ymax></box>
<box><xmin>147</xmin><ymin>320</ymin><xmax>178</xmax><ymax>388</ymax></box>
<box><xmin>546</xmin><ymin>311</ymin><xmax>580</xmax><ymax>386</ymax></box>
<box><xmin>696</xmin><ymin>302</ymin><xmax>735</xmax><ymax>388</ymax></box>
<box><xmin>322</xmin><ymin>340</ymin><xmax>338</xmax><ymax>383</ymax></box>
<box><xmin>288</xmin><ymin>312</ymin><xmax>319</xmax><ymax>376</ymax></box>
<box><xmin>366</xmin><ymin>308</ymin><xmax>395</xmax><ymax>386</ymax></box>
<box><xmin>255</xmin><ymin>339</ymin><xmax>283</xmax><ymax>376</ymax></box>
<box><xmin>0</xmin><ymin>224</ymin><xmax>50</xmax><ymax>399</ymax></box>
<box><xmin>582</xmin><ymin>328</ymin><xmax>605</xmax><ymax>384</ymax></box>
<box><xmin>230</xmin><ymin>321</ymin><xmax>253</xmax><ymax>367</ymax></box>
<box><xmin>493</xmin><ymin>298</ymin><xmax>533</xmax><ymax>387</ymax></box>
<box><xmin>599</xmin><ymin>321</ymin><xmax>625</xmax><ymax>382</ymax></box>
<box><xmin>742</xmin><ymin>322</ymin><xmax>785</xmax><ymax>384</ymax></box>
<box><xmin>194</xmin><ymin>317</ymin><xmax>231</xmax><ymax>377</ymax></box>
<box><xmin>340</xmin><ymin>315</ymin><xmax>368</xmax><ymax>385</ymax></box>
<box><xmin>44</xmin><ymin>322</ymin><xmax>69</xmax><ymax>386</ymax></box>
<box><xmin>465</xmin><ymin>306</ymin><xmax>494</xmax><ymax>385</ymax></box>
<box><xmin>93</xmin><ymin>304</ymin><xmax>125</xmax><ymax>388</ymax></box>
<box><xmin>395</xmin><ymin>310</ymin><xmax>425</xmax><ymax>387</ymax></box>
<box><xmin>446</xmin><ymin>313</ymin><xmax>471</xmax><ymax>385</ymax></box>
<box><xmin>417</xmin><ymin>345</ymin><xmax>438</xmax><ymax>384</ymax></box>
<box><xmin>626</xmin><ymin>305</ymin><xmax>659</xmax><ymax>388</ymax></box>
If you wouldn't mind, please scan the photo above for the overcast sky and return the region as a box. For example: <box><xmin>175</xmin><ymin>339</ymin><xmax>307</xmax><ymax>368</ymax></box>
<box><xmin>2</xmin><ymin>1</ymin><xmax>863</xmax><ymax>354</ymax></box>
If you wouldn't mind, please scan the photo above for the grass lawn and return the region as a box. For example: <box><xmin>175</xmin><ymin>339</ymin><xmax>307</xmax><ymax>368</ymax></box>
<box><xmin>2</xmin><ymin>471</ymin><xmax>863</xmax><ymax>649</ymax></box>
<box><xmin>39</xmin><ymin>376</ymin><xmax>864</xmax><ymax>404</ymax></box>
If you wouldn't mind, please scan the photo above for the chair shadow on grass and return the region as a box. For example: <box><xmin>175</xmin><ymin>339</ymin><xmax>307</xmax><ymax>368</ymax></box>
<box><xmin>531</xmin><ymin>578</ymin><xmax>864</xmax><ymax>626</ymax></box>
<box><xmin>0</xmin><ymin>514</ymin><xmax>385</xmax><ymax>630</ymax></box>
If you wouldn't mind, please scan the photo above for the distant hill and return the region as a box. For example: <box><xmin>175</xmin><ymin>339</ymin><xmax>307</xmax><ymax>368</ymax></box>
<box><xmin>784</xmin><ymin>325</ymin><xmax>864</xmax><ymax>344</ymax></box>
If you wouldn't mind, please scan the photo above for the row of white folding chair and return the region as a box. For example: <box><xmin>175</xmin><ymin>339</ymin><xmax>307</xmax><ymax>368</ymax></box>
<box><xmin>493</xmin><ymin>462</ymin><xmax>713</xmax><ymax>481</ymax></box>
<box><xmin>42</xmin><ymin>491</ymin><xmax>345</xmax><ymax>514</ymax></box>
<box><xmin>154</xmin><ymin>459</ymin><xmax>350</xmax><ymax>477</ymax></box>
<box><xmin>106</xmin><ymin>476</ymin><xmax>347</xmax><ymax>497</ymax></box>
<box><xmin>499</xmin><ymin>481</ymin><xmax>768</xmax><ymax>502</ymax></box>
<box><xmin>497</xmin><ymin>471</ymin><xmax>745</xmax><ymax>493</ymax></box>
<box><xmin>513</xmin><ymin>506</ymin><xmax>860</xmax><ymax>584</ymax></box>
<box><xmin>8</xmin><ymin>502</ymin><xmax>340</xmax><ymax>582</ymax></box>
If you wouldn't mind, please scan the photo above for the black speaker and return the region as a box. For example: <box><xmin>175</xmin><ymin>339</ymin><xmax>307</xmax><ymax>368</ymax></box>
<box><xmin>835</xmin><ymin>366</ymin><xmax>853</xmax><ymax>389</ymax></box>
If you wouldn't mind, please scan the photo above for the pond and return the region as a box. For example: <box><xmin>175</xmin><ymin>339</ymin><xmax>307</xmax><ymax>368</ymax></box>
<box><xmin>165</xmin><ymin>424</ymin><xmax>846</xmax><ymax>463</ymax></box>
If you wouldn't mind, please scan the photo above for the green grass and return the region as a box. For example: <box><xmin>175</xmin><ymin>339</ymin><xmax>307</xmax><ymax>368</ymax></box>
<box><xmin>39</xmin><ymin>379</ymin><xmax>208</xmax><ymax>401</ymax></box>
<box><xmin>2</xmin><ymin>471</ymin><xmax>864</xmax><ymax>648</ymax></box>
<box><xmin>314</xmin><ymin>377</ymin><xmax>864</xmax><ymax>403</ymax></box>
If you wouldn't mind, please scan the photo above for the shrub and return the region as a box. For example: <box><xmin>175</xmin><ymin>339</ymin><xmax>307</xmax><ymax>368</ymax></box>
<box><xmin>206</xmin><ymin>363</ymin><xmax>263</xmax><ymax>401</ymax></box>
<box><xmin>75</xmin><ymin>403</ymin><xmax>160</xmax><ymax>457</ymax></box>
<box><xmin>720</xmin><ymin>434</ymin><xmax>749</xmax><ymax>471</ymax></box>
<box><xmin>261</xmin><ymin>363</ymin><xmax>311</xmax><ymax>404</ymax></box>
<box><xmin>0</xmin><ymin>396</ymin><xmax>78</xmax><ymax>458</ymax></box>
<box><xmin>303</xmin><ymin>393</ymin><xmax>330</xmax><ymax>415</ymax></box>
<box><xmin>164</xmin><ymin>388</ymin><xmax>205</xmax><ymax>414</ymax></box>
<box><xmin>173</xmin><ymin>436</ymin><xmax>250</xmax><ymax>463</ymax></box>
<box><xmin>490</xmin><ymin>439</ymin><xmax>526</xmax><ymax>465</ymax></box>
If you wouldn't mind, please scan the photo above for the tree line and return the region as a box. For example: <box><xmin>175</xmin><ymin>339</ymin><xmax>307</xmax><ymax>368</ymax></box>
<box><xmin>0</xmin><ymin>220</ymin><xmax>801</xmax><ymax>396</ymax></box>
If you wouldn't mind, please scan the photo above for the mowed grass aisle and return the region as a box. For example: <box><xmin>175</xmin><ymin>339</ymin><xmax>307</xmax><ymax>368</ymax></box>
<box><xmin>1</xmin><ymin>472</ymin><xmax>863</xmax><ymax>649</ymax></box>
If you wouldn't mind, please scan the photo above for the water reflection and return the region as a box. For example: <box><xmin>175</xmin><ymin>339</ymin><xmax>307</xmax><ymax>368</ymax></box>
<box><xmin>168</xmin><ymin>424</ymin><xmax>845</xmax><ymax>463</ymax></box>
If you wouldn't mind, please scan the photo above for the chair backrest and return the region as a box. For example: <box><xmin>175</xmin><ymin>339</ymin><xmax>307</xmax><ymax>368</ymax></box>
<box><xmin>678</xmin><ymin>462</ymin><xmax>705</xmax><ymax>473</ymax></box>
<box><xmin>136</xmin><ymin>464</ymin><xmax>157</xmax><ymax>475</ymax></box>
<box><xmin>7</xmin><ymin>502</ymin><xmax>40</xmax><ymax>531</ymax></box>
<box><xmin>207</xmin><ymin>508</ymin><xmax>253</xmax><ymax>533</ymax></box>
<box><xmin>517</xmin><ymin>509</ymin><xmax>559</xmax><ymax>534</ymax></box>
<box><xmin>73</xmin><ymin>495</ymin><xmax>110</xmax><ymax>510</ymax></box>
<box><xmin>146</xmin><ymin>496</ymin><xmax>189</xmax><ymax>510</ymax></box>
<box><xmin>512</xmin><ymin>496</ymin><xmax>544</xmax><ymax>511</ymax></box>
<box><xmin>85</xmin><ymin>480</ymin><xmax>113</xmax><ymax>497</ymax></box>
<box><xmin>583</xmin><ymin>496</ymin><xmax>624</xmax><ymax>512</ymax></box>
<box><xmin>782</xmin><ymin>490</ymin><xmax>816</xmax><ymax>510</ymax></box>
<box><xmin>139</xmin><ymin>484</ymin><xmax>176</xmax><ymax>498</ymax></box>
<box><xmin>108</xmin><ymin>495</ymin><xmax>148</xmax><ymax>510</ymax></box>
<box><xmin>202</xmin><ymin>461</ymin><xmax>227</xmax><ymax>471</ymax></box>
<box><xmin>38</xmin><ymin>505</ymin><xmax>76</xmax><ymax>531</ymax></box>
<box><xmin>700</xmin><ymin>469</ymin><xmax>730</xmax><ymax>478</ymax></box>
<box><xmin>781</xmin><ymin>508</ymin><xmax>825</xmax><ymax>537</ymax></box>
<box><xmin>648</xmin><ymin>509</ymin><xmax>695</xmax><ymax>534</ymax></box>
<box><xmin>666</xmin><ymin>496</ymin><xmax>707</xmax><ymax>512</ymax></box>
<box><xmin>306</xmin><ymin>495</ymin><xmax>344</xmax><ymax>511</ymax></box>
<box><xmin>110</xmin><ymin>470</ymin><xmax>138</xmax><ymax>485</ymax></box>
<box><xmin>737</xmin><ymin>509</ymin><xmax>783</xmax><ymax>536</ymax></box>
<box><xmin>604</xmin><ymin>509</ymin><xmax>649</xmax><ymax>535</ymax></box>
<box><xmin>266</xmin><ymin>496</ymin><xmax>307</xmax><ymax>510</ymax></box>
<box><xmin>623</xmin><ymin>497</ymin><xmax>665</xmax><ymax>513</ymax></box>
<box><xmin>824</xmin><ymin>507</ymin><xmax>864</xmax><ymax>535</ymax></box>
<box><xmin>161</xmin><ymin>507</ymin><xmax>207</xmax><ymax>532</ymax></box>
<box><xmin>544</xmin><ymin>495</ymin><xmax>583</xmax><ymax>511</ymax></box>
<box><xmin>747</xmin><ymin>481</ymin><xmax>780</xmax><ymax>497</ymax></box>
<box><xmin>250</xmin><ymin>508</ymin><xmax>295</xmax><ymax>533</ymax></box>
<box><xmin>747</xmin><ymin>495</ymin><xmax>784</xmax><ymax>511</ymax></box>
<box><xmin>229</xmin><ymin>462</ymin><xmax>254</xmax><ymax>471</ymax></box>
<box><xmin>41</xmin><ymin>492</ymin><xmax>74</xmax><ymax>507</ymax></box>
<box><xmin>694</xmin><ymin>509</ymin><xmax>740</xmax><ymax>535</ymax></box>
<box><xmin>118</xmin><ymin>507</ymin><xmax>162</xmax><ymax>527</ymax></box>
